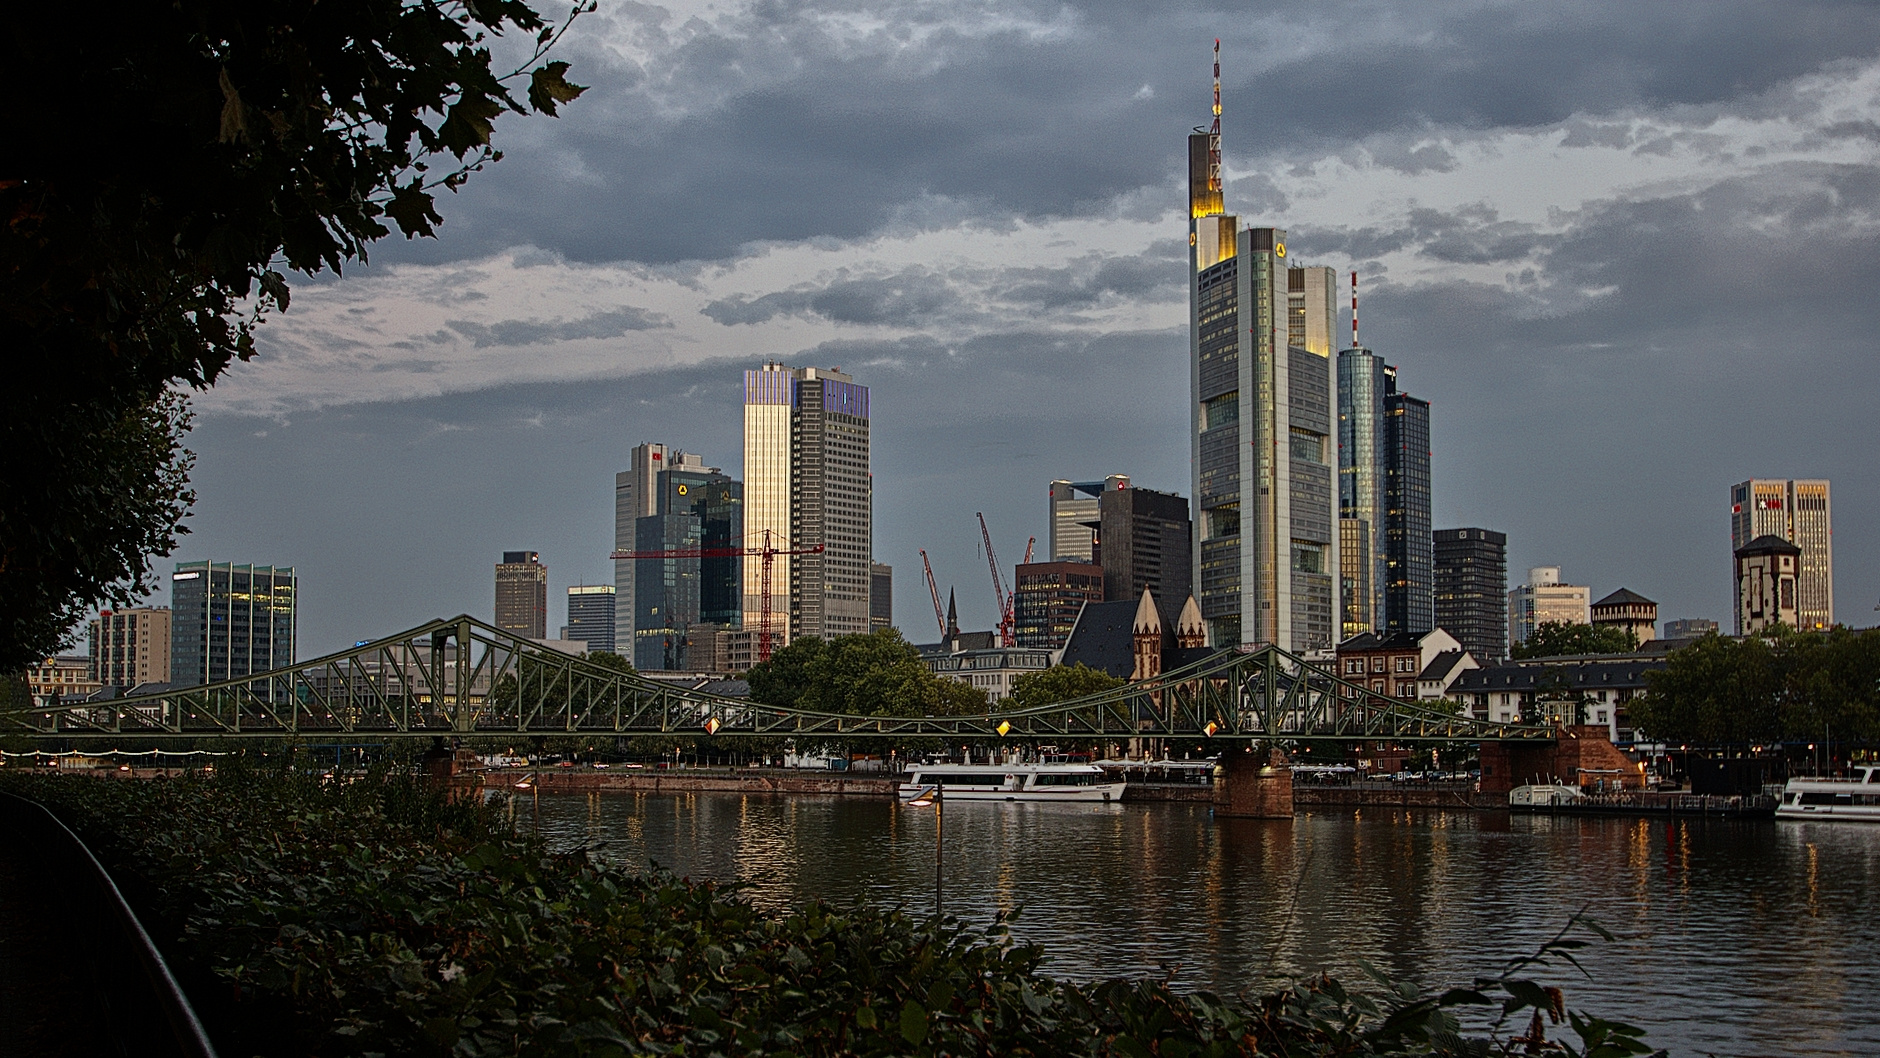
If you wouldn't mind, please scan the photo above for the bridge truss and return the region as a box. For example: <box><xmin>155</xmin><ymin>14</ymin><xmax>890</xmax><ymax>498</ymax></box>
<box><xmin>2</xmin><ymin>615</ymin><xmax>1553</xmax><ymax>744</ymax></box>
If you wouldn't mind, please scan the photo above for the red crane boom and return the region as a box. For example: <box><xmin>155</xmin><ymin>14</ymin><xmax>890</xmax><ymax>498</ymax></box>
<box><xmin>976</xmin><ymin>513</ymin><xmax>1016</xmax><ymax>647</ymax></box>
<box><xmin>610</xmin><ymin>529</ymin><xmax>823</xmax><ymax>662</ymax></box>
<box><xmin>919</xmin><ymin>549</ymin><xmax>947</xmax><ymax>640</ymax></box>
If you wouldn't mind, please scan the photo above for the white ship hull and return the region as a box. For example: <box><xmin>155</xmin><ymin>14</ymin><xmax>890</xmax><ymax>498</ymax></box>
<box><xmin>900</xmin><ymin>763</ymin><xmax>1128</xmax><ymax>803</ymax></box>
<box><xmin>1776</xmin><ymin>766</ymin><xmax>1880</xmax><ymax>821</ymax></box>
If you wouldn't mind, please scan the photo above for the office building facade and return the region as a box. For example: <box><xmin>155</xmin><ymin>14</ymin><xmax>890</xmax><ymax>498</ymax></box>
<box><xmin>171</xmin><ymin>562</ymin><xmax>296</xmax><ymax>691</ymax></box>
<box><xmin>494</xmin><ymin>551</ymin><xmax>548</xmax><ymax>639</ymax></box>
<box><xmin>634</xmin><ymin>465</ymin><xmax>741</xmax><ymax>670</ymax></box>
<box><xmin>564</xmin><ymin>585</ymin><xmax>617</xmax><ymax>654</ymax></box>
<box><xmin>1099</xmin><ymin>486</ymin><xmax>1193</xmax><ymax>627</ymax></box>
<box><xmin>1048</xmin><ymin>476</ymin><xmax>1129</xmax><ymax>562</ymax></box>
<box><xmin>870</xmin><ymin>562</ymin><xmax>894</xmax><ymax>633</ymax></box>
<box><xmin>1383</xmin><ymin>391</ymin><xmax>1432</xmax><ymax>635</ymax></box>
<box><xmin>1188</xmin><ymin>102</ymin><xmax>1338</xmax><ymax>651</ymax></box>
<box><xmin>1339</xmin><ymin>518</ymin><xmax>1372</xmax><ymax>640</ymax></box>
<box><xmin>88</xmin><ymin>606</ymin><xmax>172</xmax><ymax>689</ymax></box>
<box><xmin>1012</xmin><ymin>561</ymin><xmax>1104</xmax><ymax>649</ymax></box>
<box><xmin>1662</xmin><ymin>618</ymin><xmax>1718</xmax><ymax>640</ymax></box>
<box><xmin>1729</xmin><ymin>479</ymin><xmax>1832</xmax><ymax>631</ymax></box>
<box><xmin>1506</xmin><ymin>566</ymin><xmax>1590</xmax><ymax>650</ymax></box>
<box><xmin>1432</xmin><ymin>528</ymin><xmax>1507</xmax><ymax>663</ymax></box>
<box><xmin>743</xmin><ymin>363</ymin><xmax>874</xmax><ymax>645</ymax></box>
<box><xmin>1337</xmin><ymin>350</ymin><xmax>1389</xmax><ymax>635</ymax></box>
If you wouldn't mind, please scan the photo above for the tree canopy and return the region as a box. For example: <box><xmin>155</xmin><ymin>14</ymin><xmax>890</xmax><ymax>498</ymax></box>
<box><xmin>746</xmin><ymin>630</ymin><xmax>988</xmax><ymax>719</ymax></box>
<box><xmin>1003</xmin><ymin>663</ymin><xmax>1126</xmax><ymax>711</ymax></box>
<box><xmin>1628</xmin><ymin>626</ymin><xmax>1880</xmax><ymax>745</ymax></box>
<box><xmin>1</xmin><ymin>0</ymin><xmax>586</xmax><ymax>671</ymax></box>
<box><xmin>1511</xmin><ymin>621</ymin><xmax>1637</xmax><ymax>660</ymax></box>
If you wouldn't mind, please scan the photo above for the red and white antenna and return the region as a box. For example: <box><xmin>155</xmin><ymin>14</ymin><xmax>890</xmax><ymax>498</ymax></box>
<box><xmin>1350</xmin><ymin>269</ymin><xmax>1359</xmax><ymax>349</ymax></box>
<box><xmin>1209</xmin><ymin>39</ymin><xmax>1222</xmax><ymax>195</ymax></box>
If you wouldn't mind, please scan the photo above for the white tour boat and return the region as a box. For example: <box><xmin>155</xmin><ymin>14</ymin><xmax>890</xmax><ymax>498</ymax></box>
<box><xmin>899</xmin><ymin>762</ymin><xmax>1128</xmax><ymax>803</ymax></box>
<box><xmin>1776</xmin><ymin>765</ymin><xmax>1880</xmax><ymax>821</ymax></box>
<box><xmin>1508</xmin><ymin>783</ymin><xmax>1584</xmax><ymax>808</ymax></box>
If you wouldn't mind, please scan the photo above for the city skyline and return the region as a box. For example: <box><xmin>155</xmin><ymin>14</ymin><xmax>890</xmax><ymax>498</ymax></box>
<box><xmin>96</xmin><ymin>4</ymin><xmax>1880</xmax><ymax>655</ymax></box>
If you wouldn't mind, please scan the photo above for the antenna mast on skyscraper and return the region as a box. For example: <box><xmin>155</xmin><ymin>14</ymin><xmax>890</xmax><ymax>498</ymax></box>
<box><xmin>1209</xmin><ymin>39</ymin><xmax>1222</xmax><ymax>197</ymax></box>
<box><xmin>1351</xmin><ymin>270</ymin><xmax>1359</xmax><ymax>349</ymax></box>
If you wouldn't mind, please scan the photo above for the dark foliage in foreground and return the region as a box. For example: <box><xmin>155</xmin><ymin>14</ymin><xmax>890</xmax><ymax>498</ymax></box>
<box><xmin>1</xmin><ymin>766</ymin><xmax>1662</xmax><ymax>1057</ymax></box>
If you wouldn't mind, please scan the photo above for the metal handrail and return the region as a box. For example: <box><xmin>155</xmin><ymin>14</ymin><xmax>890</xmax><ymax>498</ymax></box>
<box><xmin>0</xmin><ymin>791</ymin><xmax>219</xmax><ymax>1058</ymax></box>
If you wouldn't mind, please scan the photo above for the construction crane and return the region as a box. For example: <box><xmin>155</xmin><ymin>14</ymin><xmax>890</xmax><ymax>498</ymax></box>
<box><xmin>609</xmin><ymin>530</ymin><xmax>823</xmax><ymax>663</ymax></box>
<box><xmin>976</xmin><ymin>513</ymin><xmax>1017</xmax><ymax>647</ymax></box>
<box><xmin>919</xmin><ymin>549</ymin><xmax>947</xmax><ymax>641</ymax></box>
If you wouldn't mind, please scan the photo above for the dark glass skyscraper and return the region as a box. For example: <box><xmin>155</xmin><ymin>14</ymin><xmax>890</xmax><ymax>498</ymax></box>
<box><xmin>1384</xmin><ymin>391</ymin><xmax>1432</xmax><ymax>636</ymax></box>
<box><xmin>1432</xmin><ymin>528</ymin><xmax>1506</xmax><ymax>662</ymax></box>
<box><xmin>634</xmin><ymin>466</ymin><xmax>741</xmax><ymax>670</ymax></box>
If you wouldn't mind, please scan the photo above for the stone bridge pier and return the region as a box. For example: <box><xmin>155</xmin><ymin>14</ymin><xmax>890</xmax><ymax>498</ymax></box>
<box><xmin>1213</xmin><ymin>745</ymin><xmax>1294</xmax><ymax>818</ymax></box>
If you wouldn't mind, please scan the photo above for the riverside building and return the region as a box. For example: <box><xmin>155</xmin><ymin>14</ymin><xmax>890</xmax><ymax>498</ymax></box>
<box><xmin>1187</xmin><ymin>47</ymin><xmax>1337</xmax><ymax>652</ymax></box>
<box><xmin>1729</xmin><ymin>479</ymin><xmax>1832</xmax><ymax>631</ymax></box>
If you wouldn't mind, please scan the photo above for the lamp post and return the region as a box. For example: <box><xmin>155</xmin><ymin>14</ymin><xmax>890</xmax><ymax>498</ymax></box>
<box><xmin>904</xmin><ymin>785</ymin><xmax>944</xmax><ymax>917</ymax></box>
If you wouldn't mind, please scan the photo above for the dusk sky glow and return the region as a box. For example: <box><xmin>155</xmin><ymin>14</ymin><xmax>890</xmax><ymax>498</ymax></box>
<box><xmin>164</xmin><ymin>0</ymin><xmax>1880</xmax><ymax>654</ymax></box>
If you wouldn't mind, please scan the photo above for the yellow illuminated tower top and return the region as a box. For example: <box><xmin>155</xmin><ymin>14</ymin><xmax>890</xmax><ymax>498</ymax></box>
<box><xmin>1189</xmin><ymin>40</ymin><xmax>1234</xmax><ymax>269</ymax></box>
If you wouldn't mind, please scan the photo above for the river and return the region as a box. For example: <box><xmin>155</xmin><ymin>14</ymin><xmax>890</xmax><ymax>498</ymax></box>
<box><xmin>524</xmin><ymin>791</ymin><xmax>1878</xmax><ymax>1056</ymax></box>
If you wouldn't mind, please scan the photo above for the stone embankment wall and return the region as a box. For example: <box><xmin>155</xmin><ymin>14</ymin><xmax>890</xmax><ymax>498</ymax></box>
<box><xmin>1293</xmin><ymin>785</ymin><xmax>1502</xmax><ymax>810</ymax></box>
<box><xmin>488</xmin><ymin>769</ymin><xmax>899</xmax><ymax>797</ymax></box>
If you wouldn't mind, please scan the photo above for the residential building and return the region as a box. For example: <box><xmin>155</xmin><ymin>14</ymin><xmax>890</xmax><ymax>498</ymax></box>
<box><xmin>1012</xmin><ymin>561</ymin><xmax>1104</xmax><ymax>649</ymax></box>
<box><xmin>1098</xmin><ymin>486</ymin><xmax>1192</xmax><ymax>628</ymax></box>
<box><xmin>1334</xmin><ymin>628</ymin><xmax>1462</xmax><ymax>701</ymax></box>
<box><xmin>26</xmin><ymin>656</ymin><xmax>101</xmax><ymax>702</ymax></box>
<box><xmin>1591</xmin><ymin>589</ymin><xmax>1657</xmax><ymax>645</ymax></box>
<box><xmin>1455</xmin><ymin>654</ymin><xmax>1667</xmax><ymax>743</ymax></box>
<box><xmin>88</xmin><ymin>607</ymin><xmax>172</xmax><ymax>689</ymax></box>
<box><xmin>1506</xmin><ymin>567</ymin><xmax>1590</xmax><ymax>650</ymax></box>
<box><xmin>1049</xmin><ymin>476</ymin><xmax>1128</xmax><ymax>562</ymax></box>
<box><xmin>924</xmin><ymin>647</ymin><xmax>1055</xmax><ymax>703</ymax></box>
<box><xmin>633</xmin><ymin>464</ymin><xmax>742</xmax><ymax>671</ymax></box>
<box><xmin>1417</xmin><ymin>650</ymin><xmax>1478</xmax><ymax>701</ymax></box>
<box><xmin>1735</xmin><ymin>535</ymin><xmax>1802</xmax><ymax>634</ymax></box>
<box><xmin>1188</xmin><ymin>182</ymin><xmax>1338</xmax><ymax>648</ymax></box>
<box><xmin>494</xmin><ymin>551</ymin><xmax>548</xmax><ymax>639</ymax></box>
<box><xmin>1383</xmin><ymin>390</ymin><xmax>1432</xmax><ymax>635</ymax></box>
<box><xmin>869</xmin><ymin>562</ymin><xmax>894</xmax><ymax>633</ymax></box>
<box><xmin>1662</xmin><ymin>618</ymin><xmax>1719</xmax><ymax>640</ymax></box>
<box><xmin>743</xmin><ymin>363</ymin><xmax>873</xmax><ymax>645</ymax></box>
<box><xmin>171</xmin><ymin>562</ymin><xmax>297</xmax><ymax>692</ymax></box>
<box><xmin>1730</xmin><ymin>479</ymin><xmax>1832</xmax><ymax>631</ymax></box>
<box><xmin>563</xmin><ymin>585</ymin><xmax>617</xmax><ymax>654</ymax></box>
<box><xmin>1432</xmin><ymin>528</ymin><xmax>1508</xmax><ymax>663</ymax></box>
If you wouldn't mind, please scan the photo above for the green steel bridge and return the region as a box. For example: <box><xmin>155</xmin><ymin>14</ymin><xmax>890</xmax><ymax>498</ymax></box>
<box><xmin>2</xmin><ymin>615</ymin><xmax>1554</xmax><ymax>745</ymax></box>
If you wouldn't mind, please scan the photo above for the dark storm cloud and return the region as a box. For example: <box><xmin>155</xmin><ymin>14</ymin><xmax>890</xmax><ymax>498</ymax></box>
<box><xmin>701</xmin><ymin>270</ymin><xmax>960</xmax><ymax>325</ymax></box>
<box><xmin>996</xmin><ymin>243</ymin><xmax>1187</xmax><ymax>309</ymax></box>
<box><xmin>365</xmin><ymin>0</ymin><xmax>1880</xmax><ymax>269</ymax></box>
<box><xmin>444</xmin><ymin>306</ymin><xmax>671</xmax><ymax>347</ymax></box>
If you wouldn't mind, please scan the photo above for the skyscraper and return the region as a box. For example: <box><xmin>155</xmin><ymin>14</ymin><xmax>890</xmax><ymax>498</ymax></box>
<box><xmin>1384</xmin><ymin>390</ymin><xmax>1432</xmax><ymax>635</ymax></box>
<box><xmin>1432</xmin><ymin>528</ymin><xmax>1507</xmax><ymax>662</ymax></box>
<box><xmin>870</xmin><ymin>562</ymin><xmax>894</xmax><ymax>633</ymax></box>
<box><xmin>743</xmin><ymin>363</ymin><xmax>874</xmax><ymax>645</ymax></box>
<box><xmin>1048</xmin><ymin>476</ymin><xmax>1129</xmax><ymax>562</ymax></box>
<box><xmin>564</xmin><ymin>585</ymin><xmax>617</xmax><ymax>654</ymax></box>
<box><xmin>89</xmin><ymin>606</ymin><xmax>171</xmax><ymax>689</ymax></box>
<box><xmin>1187</xmin><ymin>54</ymin><xmax>1338</xmax><ymax>652</ymax></box>
<box><xmin>1012</xmin><ymin>561</ymin><xmax>1104</xmax><ymax>649</ymax></box>
<box><xmin>494</xmin><ymin>551</ymin><xmax>548</xmax><ymax>639</ymax></box>
<box><xmin>1729</xmin><ymin>479</ymin><xmax>1832</xmax><ymax>631</ymax></box>
<box><xmin>171</xmin><ymin>562</ymin><xmax>296</xmax><ymax>692</ymax></box>
<box><xmin>1099</xmin><ymin>485</ymin><xmax>1193</xmax><ymax>627</ymax></box>
<box><xmin>1506</xmin><ymin>566</ymin><xmax>1589</xmax><ymax>650</ymax></box>
<box><xmin>633</xmin><ymin>461</ymin><xmax>741</xmax><ymax>670</ymax></box>
<box><xmin>615</xmin><ymin>443</ymin><xmax>672</xmax><ymax>655</ymax></box>
<box><xmin>1337</xmin><ymin>350</ymin><xmax>1389</xmax><ymax>634</ymax></box>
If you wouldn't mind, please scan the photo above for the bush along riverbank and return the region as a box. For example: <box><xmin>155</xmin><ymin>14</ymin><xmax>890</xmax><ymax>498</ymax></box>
<box><xmin>0</xmin><ymin>764</ymin><xmax>1663</xmax><ymax>1057</ymax></box>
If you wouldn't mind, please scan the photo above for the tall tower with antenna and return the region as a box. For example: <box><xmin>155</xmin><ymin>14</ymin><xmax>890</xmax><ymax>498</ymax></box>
<box><xmin>1187</xmin><ymin>41</ymin><xmax>1339</xmax><ymax>652</ymax></box>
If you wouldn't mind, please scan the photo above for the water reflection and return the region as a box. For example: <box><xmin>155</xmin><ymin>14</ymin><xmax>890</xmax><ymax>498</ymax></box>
<box><xmin>533</xmin><ymin>792</ymin><xmax>1880</xmax><ymax>1057</ymax></box>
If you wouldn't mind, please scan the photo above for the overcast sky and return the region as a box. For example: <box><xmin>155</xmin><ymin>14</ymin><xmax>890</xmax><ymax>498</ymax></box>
<box><xmin>164</xmin><ymin>0</ymin><xmax>1880</xmax><ymax>655</ymax></box>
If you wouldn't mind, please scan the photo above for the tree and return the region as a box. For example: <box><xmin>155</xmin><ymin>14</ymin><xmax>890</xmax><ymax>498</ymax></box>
<box><xmin>1</xmin><ymin>0</ymin><xmax>587</xmax><ymax>672</ymax></box>
<box><xmin>1510</xmin><ymin>621</ymin><xmax>1636</xmax><ymax>660</ymax></box>
<box><xmin>744</xmin><ymin>629</ymin><xmax>990</xmax><ymax>758</ymax></box>
<box><xmin>1630</xmin><ymin>626</ymin><xmax>1880</xmax><ymax>746</ymax></box>
<box><xmin>1003</xmin><ymin>664</ymin><xmax>1125</xmax><ymax>711</ymax></box>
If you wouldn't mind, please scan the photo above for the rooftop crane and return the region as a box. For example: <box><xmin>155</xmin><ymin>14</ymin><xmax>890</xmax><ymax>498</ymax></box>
<box><xmin>976</xmin><ymin>513</ymin><xmax>1017</xmax><ymax>647</ymax></box>
<box><xmin>919</xmin><ymin>549</ymin><xmax>948</xmax><ymax>641</ymax></box>
<box><xmin>609</xmin><ymin>529</ymin><xmax>823</xmax><ymax>663</ymax></box>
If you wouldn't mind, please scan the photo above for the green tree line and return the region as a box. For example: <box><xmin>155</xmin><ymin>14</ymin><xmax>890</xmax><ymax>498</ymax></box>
<box><xmin>1629</xmin><ymin>626</ymin><xmax>1880</xmax><ymax>745</ymax></box>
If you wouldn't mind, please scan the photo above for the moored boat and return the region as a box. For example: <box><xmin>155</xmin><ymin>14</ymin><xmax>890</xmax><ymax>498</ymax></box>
<box><xmin>1509</xmin><ymin>783</ymin><xmax>1584</xmax><ymax>809</ymax></box>
<box><xmin>899</xmin><ymin>762</ymin><xmax>1127</xmax><ymax>802</ymax></box>
<box><xmin>1776</xmin><ymin>765</ymin><xmax>1880</xmax><ymax>821</ymax></box>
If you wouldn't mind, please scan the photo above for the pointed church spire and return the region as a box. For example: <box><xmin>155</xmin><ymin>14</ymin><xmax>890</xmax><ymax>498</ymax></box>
<box><xmin>1133</xmin><ymin>588</ymin><xmax>1162</xmax><ymax>635</ymax></box>
<box><xmin>946</xmin><ymin>589</ymin><xmax>960</xmax><ymax>637</ymax></box>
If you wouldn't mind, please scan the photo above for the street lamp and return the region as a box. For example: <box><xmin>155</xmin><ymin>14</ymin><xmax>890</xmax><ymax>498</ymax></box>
<box><xmin>904</xmin><ymin>785</ymin><xmax>944</xmax><ymax>917</ymax></box>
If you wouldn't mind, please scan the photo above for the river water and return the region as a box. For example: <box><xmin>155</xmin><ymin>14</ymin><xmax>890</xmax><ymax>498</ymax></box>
<box><xmin>527</xmin><ymin>792</ymin><xmax>1879</xmax><ymax>1056</ymax></box>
